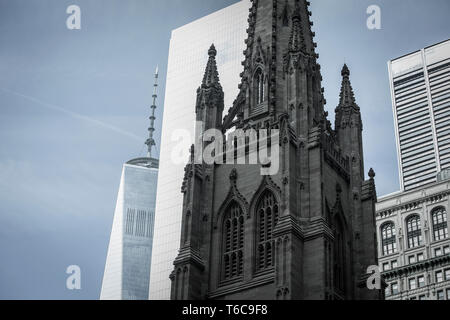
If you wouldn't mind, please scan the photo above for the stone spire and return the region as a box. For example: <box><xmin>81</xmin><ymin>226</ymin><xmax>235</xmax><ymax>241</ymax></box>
<box><xmin>201</xmin><ymin>44</ymin><xmax>221</xmax><ymax>88</ymax></box>
<box><xmin>222</xmin><ymin>0</ymin><xmax>320</xmax><ymax>130</ymax></box>
<box><xmin>195</xmin><ymin>44</ymin><xmax>224</xmax><ymax>130</ymax></box>
<box><xmin>335</xmin><ymin>63</ymin><xmax>364</xmax><ymax>178</ymax></box>
<box><xmin>338</xmin><ymin>64</ymin><xmax>359</xmax><ymax>109</ymax></box>
<box><xmin>145</xmin><ymin>66</ymin><xmax>159</xmax><ymax>158</ymax></box>
<box><xmin>288</xmin><ymin>0</ymin><xmax>306</xmax><ymax>53</ymax></box>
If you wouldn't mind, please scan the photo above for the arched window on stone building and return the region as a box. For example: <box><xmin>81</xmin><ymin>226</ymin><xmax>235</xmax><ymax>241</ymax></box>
<box><xmin>333</xmin><ymin>216</ymin><xmax>346</xmax><ymax>294</ymax></box>
<box><xmin>406</xmin><ymin>215</ymin><xmax>422</xmax><ymax>248</ymax></box>
<box><xmin>431</xmin><ymin>207</ymin><xmax>448</xmax><ymax>241</ymax></box>
<box><xmin>256</xmin><ymin>190</ymin><xmax>279</xmax><ymax>271</ymax></box>
<box><xmin>222</xmin><ymin>201</ymin><xmax>244</xmax><ymax>281</ymax></box>
<box><xmin>254</xmin><ymin>68</ymin><xmax>265</xmax><ymax>105</ymax></box>
<box><xmin>381</xmin><ymin>222</ymin><xmax>397</xmax><ymax>255</ymax></box>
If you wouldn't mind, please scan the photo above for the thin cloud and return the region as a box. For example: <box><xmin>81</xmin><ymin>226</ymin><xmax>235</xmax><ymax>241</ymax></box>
<box><xmin>0</xmin><ymin>87</ymin><xmax>142</xmax><ymax>142</ymax></box>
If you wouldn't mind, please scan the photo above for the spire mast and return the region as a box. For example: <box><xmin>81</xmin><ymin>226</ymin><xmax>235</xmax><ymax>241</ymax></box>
<box><xmin>146</xmin><ymin>66</ymin><xmax>158</xmax><ymax>158</ymax></box>
<box><xmin>338</xmin><ymin>64</ymin><xmax>358</xmax><ymax>109</ymax></box>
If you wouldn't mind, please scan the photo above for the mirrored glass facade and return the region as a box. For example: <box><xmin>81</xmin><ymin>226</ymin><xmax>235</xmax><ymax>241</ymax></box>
<box><xmin>100</xmin><ymin>158</ymin><xmax>159</xmax><ymax>300</ymax></box>
<box><xmin>388</xmin><ymin>39</ymin><xmax>450</xmax><ymax>191</ymax></box>
<box><xmin>148</xmin><ymin>0</ymin><xmax>250</xmax><ymax>300</ymax></box>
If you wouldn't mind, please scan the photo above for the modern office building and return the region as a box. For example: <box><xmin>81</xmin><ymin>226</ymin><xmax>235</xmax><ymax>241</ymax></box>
<box><xmin>388</xmin><ymin>39</ymin><xmax>450</xmax><ymax>191</ymax></box>
<box><xmin>100</xmin><ymin>69</ymin><xmax>160</xmax><ymax>300</ymax></box>
<box><xmin>148</xmin><ymin>0</ymin><xmax>251</xmax><ymax>300</ymax></box>
<box><xmin>100</xmin><ymin>158</ymin><xmax>159</xmax><ymax>300</ymax></box>
<box><xmin>375</xmin><ymin>39</ymin><xmax>450</xmax><ymax>300</ymax></box>
<box><xmin>376</xmin><ymin>175</ymin><xmax>450</xmax><ymax>300</ymax></box>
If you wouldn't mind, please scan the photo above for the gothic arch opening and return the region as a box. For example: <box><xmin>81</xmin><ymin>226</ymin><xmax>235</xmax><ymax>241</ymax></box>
<box><xmin>253</xmin><ymin>67</ymin><xmax>265</xmax><ymax>105</ymax></box>
<box><xmin>333</xmin><ymin>215</ymin><xmax>346</xmax><ymax>296</ymax></box>
<box><xmin>221</xmin><ymin>201</ymin><xmax>245</xmax><ymax>282</ymax></box>
<box><xmin>255</xmin><ymin>190</ymin><xmax>279</xmax><ymax>271</ymax></box>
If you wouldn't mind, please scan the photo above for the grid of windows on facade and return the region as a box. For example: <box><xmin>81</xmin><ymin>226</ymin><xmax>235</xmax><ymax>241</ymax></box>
<box><xmin>392</xmin><ymin>65</ymin><xmax>437</xmax><ymax>190</ymax></box>
<box><xmin>389</xmin><ymin>40</ymin><xmax>450</xmax><ymax>191</ymax></box>
<box><xmin>435</xmin><ymin>268</ymin><xmax>450</xmax><ymax>300</ymax></box>
<box><xmin>386</xmin><ymin>268</ymin><xmax>450</xmax><ymax>300</ymax></box>
<box><xmin>380</xmin><ymin>207</ymin><xmax>448</xmax><ymax>257</ymax></box>
<box><xmin>408</xmin><ymin>275</ymin><xmax>426</xmax><ymax>290</ymax></box>
<box><xmin>428</xmin><ymin>55</ymin><xmax>450</xmax><ymax>172</ymax></box>
<box><xmin>383</xmin><ymin>259</ymin><xmax>399</xmax><ymax>271</ymax></box>
<box><xmin>407</xmin><ymin>252</ymin><xmax>426</xmax><ymax>265</ymax></box>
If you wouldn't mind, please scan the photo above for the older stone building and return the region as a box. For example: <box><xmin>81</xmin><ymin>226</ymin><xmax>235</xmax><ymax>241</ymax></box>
<box><xmin>170</xmin><ymin>0</ymin><xmax>380</xmax><ymax>300</ymax></box>
<box><xmin>376</xmin><ymin>177</ymin><xmax>450</xmax><ymax>300</ymax></box>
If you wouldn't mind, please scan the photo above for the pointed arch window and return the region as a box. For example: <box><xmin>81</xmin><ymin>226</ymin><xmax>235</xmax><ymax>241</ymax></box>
<box><xmin>256</xmin><ymin>190</ymin><xmax>279</xmax><ymax>271</ymax></box>
<box><xmin>381</xmin><ymin>222</ymin><xmax>397</xmax><ymax>255</ymax></box>
<box><xmin>431</xmin><ymin>207</ymin><xmax>448</xmax><ymax>241</ymax></box>
<box><xmin>406</xmin><ymin>215</ymin><xmax>422</xmax><ymax>248</ymax></box>
<box><xmin>254</xmin><ymin>68</ymin><xmax>265</xmax><ymax>105</ymax></box>
<box><xmin>333</xmin><ymin>217</ymin><xmax>345</xmax><ymax>293</ymax></box>
<box><xmin>183</xmin><ymin>211</ymin><xmax>191</xmax><ymax>245</ymax></box>
<box><xmin>222</xmin><ymin>202</ymin><xmax>244</xmax><ymax>281</ymax></box>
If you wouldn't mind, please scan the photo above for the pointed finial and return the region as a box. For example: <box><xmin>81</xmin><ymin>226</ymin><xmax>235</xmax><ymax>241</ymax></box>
<box><xmin>337</xmin><ymin>63</ymin><xmax>358</xmax><ymax>109</ymax></box>
<box><xmin>341</xmin><ymin>63</ymin><xmax>350</xmax><ymax>77</ymax></box>
<box><xmin>368</xmin><ymin>168</ymin><xmax>376</xmax><ymax>180</ymax></box>
<box><xmin>202</xmin><ymin>44</ymin><xmax>221</xmax><ymax>87</ymax></box>
<box><xmin>208</xmin><ymin>44</ymin><xmax>217</xmax><ymax>57</ymax></box>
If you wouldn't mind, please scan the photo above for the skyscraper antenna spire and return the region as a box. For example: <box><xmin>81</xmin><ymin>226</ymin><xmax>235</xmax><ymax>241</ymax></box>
<box><xmin>145</xmin><ymin>66</ymin><xmax>158</xmax><ymax>158</ymax></box>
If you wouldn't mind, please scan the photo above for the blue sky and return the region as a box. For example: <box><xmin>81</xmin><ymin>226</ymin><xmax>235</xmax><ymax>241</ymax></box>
<box><xmin>0</xmin><ymin>0</ymin><xmax>449</xmax><ymax>299</ymax></box>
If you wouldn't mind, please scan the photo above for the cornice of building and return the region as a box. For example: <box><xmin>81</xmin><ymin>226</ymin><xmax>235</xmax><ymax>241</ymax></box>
<box><xmin>376</xmin><ymin>181</ymin><xmax>450</xmax><ymax>218</ymax></box>
<box><xmin>382</xmin><ymin>255</ymin><xmax>450</xmax><ymax>280</ymax></box>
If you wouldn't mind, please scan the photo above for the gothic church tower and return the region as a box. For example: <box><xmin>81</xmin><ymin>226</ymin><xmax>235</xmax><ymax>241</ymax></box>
<box><xmin>171</xmin><ymin>0</ymin><xmax>380</xmax><ymax>300</ymax></box>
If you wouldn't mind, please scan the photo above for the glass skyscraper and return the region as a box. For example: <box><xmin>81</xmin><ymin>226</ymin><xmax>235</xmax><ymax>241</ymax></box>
<box><xmin>100</xmin><ymin>157</ymin><xmax>159</xmax><ymax>300</ymax></box>
<box><xmin>388</xmin><ymin>39</ymin><xmax>450</xmax><ymax>191</ymax></box>
<box><xmin>148</xmin><ymin>0</ymin><xmax>250</xmax><ymax>300</ymax></box>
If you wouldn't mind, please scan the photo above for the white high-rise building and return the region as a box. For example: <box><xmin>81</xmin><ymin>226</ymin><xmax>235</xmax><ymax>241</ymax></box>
<box><xmin>100</xmin><ymin>158</ymin><xmax>159</xmax><ymax>300</ymax></box>
<box><xmin>149</xmin><ymin>0</ymin><xmax>251</xmax><ymax>300</ymax></box>
<box><xmin>101</xmin><ymin>69</ymin><xmax>160</xmax><ymax>300</ymax></box>
<box><xmin>375</xmin><ymin>39</ymin><xmax>450</xmax><ymax>301</ymax></box>
<box><xmin>388</xmin><ymin>39</ymin><xmax>450</xmax><ymax>191</ymax></box>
